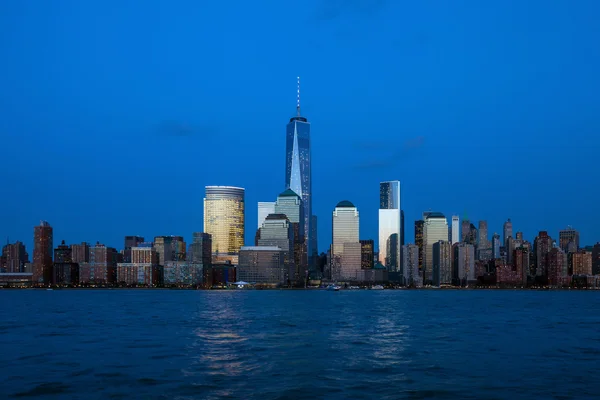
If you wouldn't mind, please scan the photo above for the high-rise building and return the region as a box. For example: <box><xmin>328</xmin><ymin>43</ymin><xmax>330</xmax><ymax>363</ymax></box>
<box><xmin>559</xmin><ymin>227</ymin><xmax>580</xmax><ymax>253</ymax></box>
<box><xmin>513</xmin><ymin>246</ymin><xmax>529</xmax><ymax>285</ymax></box>
<box><xmin>547</xmin><ymin>247</ymin><xmax>567</xmax><ymax>285</ymax></box>
<box><xmin>33</xmin><ymin>221</ymin><xmax>53</xmax><ymax>284</ymax></box>
<box><xmin>257</xmin><ymin>214</ymin><xmax>295</xmax><ymax>283</ymax></box>
<box><xmin>432</xmin><ymin>240</ymin><xmax>452</xmax><ymax>286</ymax></box>
<box><xmin>285</xmin><ymin>78</ymin><xmax>313</xmax><ymax>267</ymax></box>
<box><xmin>275</xmin><ymin>189</ymin><xmax>306</xmax><ymax>276</ymax></box>
<box><xmin>71</xmin><ymin>242</ymin><xmax>90</xmax><ymax>264</ymax></box>
<box><xmin>423</xmin><ymin>212</ymin><xmax>448</xmax><ymax>283</ymax></box>
<box><xmin>461</xmin><ymin>219</ymin><xmax>471</xmax><ymax>242</ymax></box>
<box><xmin>257</xmin><ymin>202</ymin><xmax>276</xmax><ymax>229</ymax></box>
<box><xmin>503</xmin><ymin>219</ymin><xmax>513</xmax><ymax>246</ymax></box>
<box><xmin>516</xmin><ymin>232</ymin><xmax>523</xmax><ymax>241</ymax></box>
<box><xmin>360</xmin><ymin>239</ymin><xmax>374</xmax><ymax>269</ymax></box>
<box><xmin>153</xmin><ymin>236</ymin><xmax>186</xmax><ymax>265</ymax></box>
<box><xmin>117</xmin><ymin>245</ymin><xmax>161</xmax><ymax>286</ymax></box>
<box><xmin>451</xmin><ymin>216</ymin><xmax>460</xmax><ymax>245</ymax></box>
<box><xmin>54</xmin><ymin>240</ymin><xmax>72</xmax><ymax>263</ymax></box>
<box><xmin>80</xmin><ymin>243</ymin><xmax>119</xmax><ymax>284</ymax></box>
<box><xmin>415</xmin><ymin>220</ymin><xmax>424</xmax><ymax>273</ymax></box>
<box><xmin>187</xmin><ymin>232</ymin><xmax>212</xmax><ymax>267</ymax></box>
<box><xmin>492</xmin><ymin>233</ymin><xmax>501</xmax><ymax>259</ymax></box>
<box><xmin>570</xmin><ymin>250</ymin><xmax>592</xmax><ymax>276</ymax></box>
<box><xmin>534</xmin><ymin>231</ymin><xmax>553</xmax><ymax>277</ymax></box>
<box><xmin>378</xmin><ymin>181</ymin><xmax>401</xmax><ymax>273</ymax></box>
<box><xmin>204</xmin><ymin>186</ymin><xmax>245</xmax><ymax>255</ymax></box>
<box><xmin>592</xmin><ymin>243</ymin><xmax>600</xmax><ymax>275</ymax></box>
<box><xmin>1</xmin><ymin>241</ymin><xmax>28</xmax><ymax>273</ymax></box>
<box><xmin>331</xmin><ymin>201</ymin><xmax>360</xmax><ymax>281</ymax></box>
<box><xmin>477</xmin><ymin>221</ymin><xmax>492</xmax><ymax>261</ymax></box>
<box><xmin>402</xmin><ymin>244</ymin><xmax>421</xmax><ymax>287</ymax></box>
<box><xmin>453</xmin><ymin>243</ymin><xmax>475</xmax><ymax>285</ymax></box>
<box><xmin>238</xmin><ymin>246</ymin><xmax>287</xmax><ymax>286</ymax></box>
<box><xmin>124</xmin><ymin>236</ymin><xmax>144</xmax><ymax>263</ymax></box>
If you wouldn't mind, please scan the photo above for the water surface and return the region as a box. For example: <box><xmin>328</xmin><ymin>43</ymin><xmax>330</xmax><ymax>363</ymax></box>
<box><xmin>2</xmin><ymin>289</ymin><xmax>599</xmax><ymax>399</ymax></box>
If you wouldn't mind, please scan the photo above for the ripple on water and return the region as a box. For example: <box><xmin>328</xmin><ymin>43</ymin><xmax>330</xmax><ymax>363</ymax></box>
<box><xmin>11</xmin><ymin>382</ymin><xmax>70</xmax><ymax>398</ymax></box>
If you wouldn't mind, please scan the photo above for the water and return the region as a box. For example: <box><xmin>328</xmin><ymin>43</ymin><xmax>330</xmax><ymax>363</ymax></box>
<box><xmin>1</xmin><ymin>289</ymin><xmax>599</xmax><ymax>399</ymax></box>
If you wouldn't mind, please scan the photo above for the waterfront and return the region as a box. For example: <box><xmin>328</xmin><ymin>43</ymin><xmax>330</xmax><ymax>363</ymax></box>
<box><xmin>2</xmin><ymin>290</ymin><xmax>599</xmax><ymax>399</ymax></box>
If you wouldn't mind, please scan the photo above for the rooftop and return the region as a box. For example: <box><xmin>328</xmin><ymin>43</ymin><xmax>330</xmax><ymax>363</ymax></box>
<box><xmin>336</xmin><ymin>200</ymin><xmax>355</xmax><ymax>208</ymax></box>
<box><xmin>279</xmin><ymin>188</ymin><xmax>299</xmax><ymax>198</ymax></box>
<box><xmin>426</xmin><ymin>212</ymin><xmax>446</xmax><ymax>219</ymax></box>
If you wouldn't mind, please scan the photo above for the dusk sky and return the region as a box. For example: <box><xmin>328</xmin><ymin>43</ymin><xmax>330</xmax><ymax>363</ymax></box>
<box><xmin>1</xmin><ymin>0</ymin><xmax>599</xmax><ymax>253</ymax></box>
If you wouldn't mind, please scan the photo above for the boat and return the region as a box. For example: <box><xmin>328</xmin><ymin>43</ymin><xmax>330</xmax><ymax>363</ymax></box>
<box><xmin>371</xmin><ymin>285</ymin><xmax>384</xmax><ymax>290</ymax></box>
<box><xmin>348</xmin><ymin>286</ymin><xmax>360</xmax><ymax>290</ymax></box>
<box><xmin>326</xmin><ymin>284</ymin><xmax>341</xmax><ymax>291</ymax></box>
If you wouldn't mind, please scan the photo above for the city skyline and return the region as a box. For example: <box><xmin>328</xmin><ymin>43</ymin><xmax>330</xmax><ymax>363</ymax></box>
<box><xmin>2</xmin><ymin>2</ymin><xmax>600</xmax><ymax>256</ymax></box>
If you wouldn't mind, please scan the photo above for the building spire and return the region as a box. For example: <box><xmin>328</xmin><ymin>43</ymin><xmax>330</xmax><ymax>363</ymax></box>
<box><xmin>296</xmin><ymin>76</ymin><xmax>301</xmax><ymax>116</ymax></box>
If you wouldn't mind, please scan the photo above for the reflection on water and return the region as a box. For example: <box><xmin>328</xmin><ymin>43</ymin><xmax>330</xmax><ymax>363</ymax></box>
<box><xmin>1</xmin><ymin>290</ymin><xmax>600</xmax><ymax>399</ymax></box>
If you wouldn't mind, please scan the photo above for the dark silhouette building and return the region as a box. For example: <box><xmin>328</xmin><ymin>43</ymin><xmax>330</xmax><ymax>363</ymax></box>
<box><xmin>360</xmin><ymin>239</ymin><xmax>374</xmax><ymax>269</ymax></box>
<box><xmin>1</xmin><ymin>241</ymin><xmax>29</xmax><ymax>273</ymax></box>
<box><xmin>124</xmin><ymin>236</ymin><xmax>144</xmax><ymax>262</ymax></box>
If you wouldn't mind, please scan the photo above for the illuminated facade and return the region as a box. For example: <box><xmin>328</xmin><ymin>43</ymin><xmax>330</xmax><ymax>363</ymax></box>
<box><xmin>331</xmin><ymin>201</ymin><xmax>360</xmax><ymax>281</ymax></box>
<box><xmin>559</xmin><ymin>227</ymin><xmax>580</xmax><ymax>253</ymax></box>
<box><xmin>451</xmin><ymin>216</ymin><xmax>460</xmax><ymax>245</ymax></box>
<box><xmin>285</xmin><ymin>81</ymin><xmax>313</xmax><ymax>266</ymax></box>
<box><xmin>258</xmin><ymin>202</ymin><xmax>275</xmax><ymax>229</ymax></box>
<box><xmin>238</xmin><ymin>246</ymin><xmax>287</xmax><ymax>286</ymax></box>
<box><xmin>432</xmin><ymin>240</ymin><xmax>452</xmax><ymax>286</ymax></box>
<box><xmin>378</xmin><ymin>181</ymin><xmax>401</xmax><ymax>273</ymax></box>
<box><xmin>423</xmin><ymin>212</ymin><xmax>448</xmax><ymax>283</ymax></box>
<box><xmin>203</xmin><ymin>186</ymin><xmax>245</xmax><ymax>255</ymax></box>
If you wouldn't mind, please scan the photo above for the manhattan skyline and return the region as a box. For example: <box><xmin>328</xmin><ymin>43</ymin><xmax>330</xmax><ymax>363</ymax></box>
<box><xmin>2</xmin><ymin>1</ymin><xmax>600</xmax><ymax>253</ymax></box>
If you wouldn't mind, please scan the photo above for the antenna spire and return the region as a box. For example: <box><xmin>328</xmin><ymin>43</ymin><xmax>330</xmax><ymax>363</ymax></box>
<box><xmin>296</xmin><ymin>76</ymin><xmax>301</xmax><ymax>116</ymax></box>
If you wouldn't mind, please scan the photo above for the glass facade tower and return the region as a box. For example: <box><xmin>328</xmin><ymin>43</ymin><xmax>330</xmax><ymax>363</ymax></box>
<box><xmin>379</xmin><ymin>181</ymin><xmax>401</xmax><ymax>273</ymax></box>
<box><xmin>203</xmin><ymin>186</ymin><xmax>245</xmax><ymax>255</ymax></box>
<box><xmin>285</xmin><ymin>85</ymin><xmax>313</xmax><ymax>268</ymax></box>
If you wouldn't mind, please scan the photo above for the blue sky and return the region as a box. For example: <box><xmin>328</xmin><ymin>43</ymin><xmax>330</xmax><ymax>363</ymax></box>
<box><xmin>1</xmin><ymin>0</ymin><xmax>599</xmax><ymax>254</ymax></box>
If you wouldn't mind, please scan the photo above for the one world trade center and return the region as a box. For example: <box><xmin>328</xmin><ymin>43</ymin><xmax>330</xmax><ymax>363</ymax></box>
<box><xmin>285</xmin><ymin>77</ymin><xmax>315</xmax><ymax>269</ymax></box>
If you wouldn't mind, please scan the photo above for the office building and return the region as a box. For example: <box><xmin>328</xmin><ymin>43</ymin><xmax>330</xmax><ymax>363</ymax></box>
<box><xmin>559</xmin><ymin>227</ymin><xmax>580</xmax><ymax>253</ymax></box>
<box><xmin>592</xmin><ymin>243</ymin><xmax>600</xmax><ymax>275</ymax></box>
<box><xmin>154</xmin><ymin>236</ymin><xmax>186</xmax><ymax>265</ymax></box>
<box><xmin>275</xmin><ymin>189</ymin><xmax>307</xmax><ymax>275</ymax></box>
<box><xmin>117</xmin><ymin>245</ymin><xmax>161</xmax><ymax>286</ymax></box>
<box><xmin>360</xmin><ymin>239</ymin><xmax>374</xmax><ymax>269</ymax></box>
<box><xmin>513</xmin><ymin>246</ymin><xmax>529</xmax><ymax>284</ymax></box>
<box><xmin>461</xmin><ymin>219</ymin><xmax>470</xmax><ymax>242</ymax></box>
<box><xmin>1</xmin><ymin>241</ymin><xmax>28</xmax><ymax>273</ymax></box>
<box><xmin>285</xmin><ymin>78</ymin><xmax>314</xmax><ymax>266</ymax></box>
<box><xmin>415</xmin><ymin>220</ymin><xmax>424</xmax><ymax>273</ymax></box>
<box><xmin>477</xmin><ymin>221</ymin><xmax>492</xmax><ymax>261</ymax></box>
<box><xmin>204</xmin><ymin>186</ymin><xmax>245</xmax><ymax>255</ymax></box>
<box><xmin>79</xmin><ymin>243</ymin><xmax>119</xmax><ymax>284</ymax></box>
<box><xmin>451</xmin><ymin>216</ymin><xmax>460</xmax><ymax>245</ymax></box>
<box><xmin>503</xmin><ymin>219</ymin><xmax>513</xmax><ymax>246</ymax></box>
<box><xmin>423</xmin><ymin>212</ymin><xmax>448</xmax><ymax>283</ymax></box>
<box><xmin>124</xmin><ymin>236</ymin><xmax>144</xmax><ymax>263</ymax></box>
<box><xmin>54</xmin><ymin>240</ymin><xmax>72</xmax><ymax>263</ymax></box>
<box><xmin>378</xmin><ymin>181</ymin><xmax>401</xmax><ymax>273</ymax></box>
<box><xmin>71</xmin><ymin>242</ymin><xmax>90</xmax><ymax>264</ymax></box>
<box><xmin>432</xmin><ymin>240</ymin><xmax>452</xmax><ymax>286</ymax></box>
<box><xmin>331</xmin><ymin>201</ymin><xmax>360</xmax><ymax>281</ymax></box>
<box><xmin>258</xmin><ymin>202</ymin><xmax>276</xmax><ymax>229</ymax></box>
<box><xmin>52</xmin><ymin>262</ymin><xmax>79</xmax><ymax>286</ymax></box>
<box><xmin>571</xmin><ymin>250</ymin><xmax>592</xmax><ymax>276</ymax></box>
<box><xmin>33</xmin><ymin>221</ymin><xmax>53</xmax><ymax>284</ymax></box>
<box><xmin>257</xmin><ymin>214</ymin><xmax>295</xmax><ymax>283</ymax></box>
<box><xmin>187</xmin><ymin>232</ymin><xmax>212</xmax><ymax>267</ymax></box>
<box><xmin>402</xmin><ymin>244</ymin><xmax>421</xmax><ymax>287</ymax></box>
<box><xmin>238</xmin><ymin>246</ymin><xmax>287</xmax><ymax>286</ymax></box>
<box><xmin>492</xmin><ymin>233</ymin><xmax>501</xmax><ymax>259</ymax></box>
<box><xmin>453</xmin><ymin>243</ymin><xmax>475</xmax><ymax>285</ymax></box>
<box><xmin>163</xmin><ymin>261</ymin><xmax>203</xmax><ymax>286</ymax></box>
<box><xmin>547</xmin><ymin>247</ymin><xmax>567</xmax><ymax>285</ymax></box>
<box><xmin>534</xmin><ymin>231</ymin><xmax>553</xmax><ymax>277</ymax></box>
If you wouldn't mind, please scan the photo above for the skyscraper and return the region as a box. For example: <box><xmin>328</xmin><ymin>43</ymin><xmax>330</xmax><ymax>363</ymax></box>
<box><xmin>423</xmin><ymin>213</ymin><xmax>448</xmax><ymax>283</ymax></box>
<box><xmin>492</xmin><ymin>233</ymin><xmax>501</xmax><ymax>259</ymax></box>
<box><xmin>432</xmin><ymin>240</ymin><xmax>452</xmax><ymax>286</ymax></box>
<box><xmin>1</xmin><ymin>241</ymin><xmax>28</xmax><ymax>273</ymax></box>
<box><xmin>257</xmin><ymin>202</ymin><xmax>276</xmax><ymax>229</ymax></box>
<box><xmin>204</xmin><ymin>186</ymin><xmax>245</xmax><ymax>255</ymax></box>
<box><xmin>402</xmin><ymin>244</ymin><xmax>421</xmax><ymax>287</ymax></box>
<box><xmin>124</xmin><ymin>236</ymin><xmax>144</xmax><ymax>263</ymax></box>
<box><xmin>378</xmin><ymin>181</ymin><xmax>401</xmax><ymax>273</ymax></box>
<box><xmin>534</xmin><ymin>231</ymin><xmax>553</xmax><ymax>277</ymax></box>
<box><xmin>559</xmin><ymin>227</ymin><xmax>580</xmax><ymax>253</ymax></box>
<box><xmin>415</xmin><ymin>220</ymin><xmax>424</xmax><ymax>273</ymax></box>
<box><xmin>331</xmin><ymin>201</ymin><xmax>360</xmax><ymax>281</ymax></box>
<box><xmin>503</xmin><ymin>219</ymin><xmax>513</xmax><ymax>246</ymax></box>
<box><xmin>451</xmin><ymin>216</ymin><xmax>460</xmax><ymax>245</ymax></box>
<box><xmin>33</xmin><ymin>221</ymin><xmax>53</xmax><ymax>284</ymax></box>
<box><xmin>275</xmin><ymin>189</ymin><xmax>306</xmax><ymax>277</ymax></box>
<box><xmin>257</xmin><ymin>214</ymin><xmax>295</xmax><ymax>283</ymax></box>
<box><xmin>285</xmin><ymin>77</ymin><xmax>313</xmax><ymax>267</ymax></box>
<box><xmin>187</xmin><ymin>232</ymin><xmax>212</xmax><ymax>267</ymax></box>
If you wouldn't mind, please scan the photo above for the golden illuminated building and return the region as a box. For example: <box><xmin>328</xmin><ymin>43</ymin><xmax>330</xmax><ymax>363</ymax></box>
<box><xmin>203</xmin><ymin>186</ymin><xmax>245</xmax><ymax>255</ymax></box>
